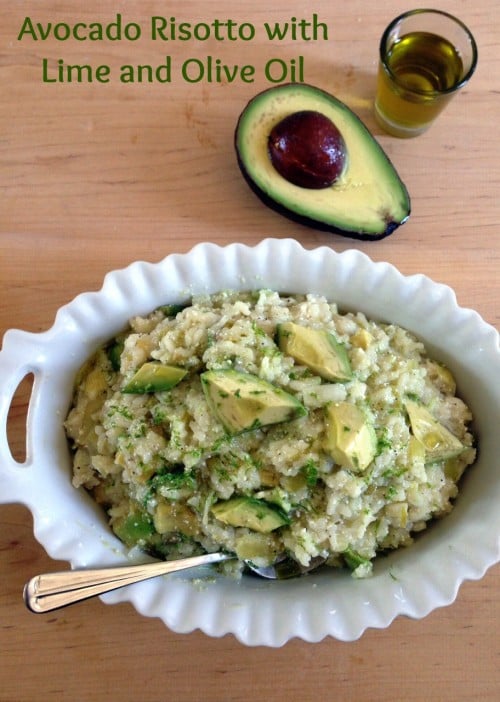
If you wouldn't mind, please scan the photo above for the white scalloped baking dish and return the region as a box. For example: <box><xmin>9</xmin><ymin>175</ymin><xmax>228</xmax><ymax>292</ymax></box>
<box><xmin>1</xmin><ymin>238</ymin><xmax>499</xmax><ymax>646</ymax></box>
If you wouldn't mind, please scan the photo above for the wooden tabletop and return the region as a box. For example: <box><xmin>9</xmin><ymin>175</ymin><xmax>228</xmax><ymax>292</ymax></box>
<box><xmin>1</xmin><ymin>1</ymin><xmax>499</xmax><ymax>700</ymax></box>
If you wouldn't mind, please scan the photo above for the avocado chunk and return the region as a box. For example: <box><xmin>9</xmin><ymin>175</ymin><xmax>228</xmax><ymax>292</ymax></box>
<box><xmin>106</xmin><ymin>339</ymin><xmax>124</xmax><ymax>372</ymax></box>
<box><xmin>350</xmin><ymin>328</ymin><xmax>373</xmax><ymax>350</ymax></box>
<box><xmin>343</xmin><ymin>547</ymin><xmax>371</xmax><ymax>571</ymax></box>
<box><xmin>405</xmin><ymin>399</ymin><xmax>464</xmax><ymax>463</ymax></box>
<box><xmin>277</xmin><ymin>321</ymin><xmax>352</xmax><ymax>382</ymax></box>
<box><xmin>211</xmin><ymin>496</ymin><xmax>290</xmax><ymax>533</ymax></box>
<box><xmin>235</xmin><ymin>83</ymin><xmax>410</xmax><ymax>240</ymax></box>
<box><xmin>122</xmin><ymin>362</ymin><xmax>187</xmax><ymax>394</ymax></box>
<box><xmin>324</xmin><ymin>402</ymin><xmax>376</xmax><ymax>472</ymax></box>
<box><xmin>426</xmin><ymin>361</ymin><xmax>457</xmax><ymax>395</ymax></box>
<box><xmin>201</xmin><ymin>369</ymin><xmax>306</xmax><ymax>434</ymax></box>
<box><xmin>112</xmin><ymin>509</ymin><xmax>155</xmax><ymax>547</ymax></box>
<box><xmin>156</xmin><ymin>302</ymin><xmax>189</xmax><ymax>317</ymax></box>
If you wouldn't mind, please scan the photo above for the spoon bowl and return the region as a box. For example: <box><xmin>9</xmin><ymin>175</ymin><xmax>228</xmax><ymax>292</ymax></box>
<box><xmin>245</xmin><ymin>554</ymin><xmax>327</xmax><ymax>579</ymax></box>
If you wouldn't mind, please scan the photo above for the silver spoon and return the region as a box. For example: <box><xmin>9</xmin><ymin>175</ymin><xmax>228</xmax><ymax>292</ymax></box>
<box><xmin>24</xmin><ymin>552</ymin><xmax>326</xmax><ymax>613</ymax></box>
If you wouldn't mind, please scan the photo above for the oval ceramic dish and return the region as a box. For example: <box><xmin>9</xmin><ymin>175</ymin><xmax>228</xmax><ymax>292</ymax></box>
<box><xmin>1</xmin><ymin>238</ymin><xmax>499</xmax><ymax>646</ymax></box>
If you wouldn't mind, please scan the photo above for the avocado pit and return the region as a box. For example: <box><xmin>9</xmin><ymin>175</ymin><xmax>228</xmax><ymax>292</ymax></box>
<box><xmin>268</xmin><ymin>110</ymin><xmax>347</xmax><ymax>189</ymax></box>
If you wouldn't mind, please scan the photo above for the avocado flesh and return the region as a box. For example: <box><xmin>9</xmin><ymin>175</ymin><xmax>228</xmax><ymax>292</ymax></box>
<box><xmin>211</xmin><ymin>496</ymin><xmax>289</xmax><ymax>533</ymax></box>
<box><xmin>107</xmin><ymin>340</ymin><xmax>124</xmax><ymax>371</ymax></box>
<box><xmin>235</xmin><ymin>83</ymin><xmax>410</xmax><ymax>240</ymax></box>
<box><xmin>201</xmin><ymin>369</ymin><xmax>306</xmax><ymax>434</ymax></box>
<box><xmin>405</xmin><ymin>400</ymin><xmax>464</xmax><ymax>463</ymax></box>
<box><xmin>277</xmin><ymin>321</ymin><xmax>352</xmax><ymax>382</ymax></box>
<box><xmin>122</xmin><ymin>362</ymin><xmax>187</xmax><ymax>394</ymax></box>
<box><xmin>343</xmin><ymin>547</ymin><xmax>371</xmax><ymax>571</ymax></box>
<box><xmin>324</xmin><ymin>402</ymin><xmax>376</xmax><ymax>472</ymax></box>
<box><xmin>112</xmin><ymin>508</ymin><xmax>155</xmax><ymax>547</ymax></box>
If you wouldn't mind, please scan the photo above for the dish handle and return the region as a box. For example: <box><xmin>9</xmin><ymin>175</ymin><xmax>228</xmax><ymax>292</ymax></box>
<box><xmin>0</xmin><ymin>328</ymin><xmax>48</xmax><ymax>507</ymax></box>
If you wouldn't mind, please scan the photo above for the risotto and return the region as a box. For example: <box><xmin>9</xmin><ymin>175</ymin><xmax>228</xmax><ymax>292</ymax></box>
<box><xmin>65</xmin><ymin>290</ymin><xmax>476</xmax><ymax>578</ymax></box>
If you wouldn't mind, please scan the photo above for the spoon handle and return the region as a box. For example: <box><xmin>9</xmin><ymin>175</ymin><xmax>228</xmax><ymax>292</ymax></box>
<box><xmin>24</xmin><ymin>552</ymin><xmax>233</xmax><ymax>613</ymax></box>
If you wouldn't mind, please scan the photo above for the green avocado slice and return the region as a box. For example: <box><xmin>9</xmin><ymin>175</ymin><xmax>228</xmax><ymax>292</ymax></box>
<box><xmin>343</xmin><ymin>547</ymin><xmax>371</xmax><ymax>571</ymax></box>
<box><xmin>277</xmin><ymin>321</ymin><xmax>352</xmax><ymax>382</ymax></box>
<box><xmin>122</xmin><ymin>362</ymin><xmax>187</xmax><ymax>394</ymax></box>
<box><xmin>404</xmin><ymin>399</ymin><xmax>464</xmax><ymax>463</ymax></box>
<box><xmin>112</xmin><ymin>509</ymin><xmax>155</xmax><ymax>547</ymax></box>
<box><xmin>235</xmin><ymin>83</ymin><xmax>410</xmax><ymax>240</ymax></box>
<box><xmin>106</xmin><ymin>339</ymin><xmax>124</xmax><ymax>372</ymax></box>
<box><xmin>211</xmin><ymin>496</ymin><xmax>289</xmax><ymax>533</ymax></box>
<box><xmin>201</xmin><ymin>369</ymin><xmax>306</xmax><ymax>434</ymax></box>
<box><xmin>324</xmin><ymin>401</ymin><xmax>377</xmax><ymax>472</ymax></box>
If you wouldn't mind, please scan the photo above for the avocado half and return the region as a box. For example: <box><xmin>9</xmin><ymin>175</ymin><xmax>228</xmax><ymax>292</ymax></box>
<box><xmin>234</xmin><ymin>83</ymin><xmax>411</xmax><ymax>240</ymax></box>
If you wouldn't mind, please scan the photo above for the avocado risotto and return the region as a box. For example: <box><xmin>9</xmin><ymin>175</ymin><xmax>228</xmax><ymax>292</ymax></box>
<box><xmin>65</xmin><ymin>290</ymin><xmax>476</xmax><ymax>578</ymax></box>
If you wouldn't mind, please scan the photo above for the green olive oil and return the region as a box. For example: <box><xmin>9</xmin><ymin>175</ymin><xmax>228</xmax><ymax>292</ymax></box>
<box><xmin>376</xmin><ymin>31</ymin><xmax>464</xmax><ymax>136</ymax></box>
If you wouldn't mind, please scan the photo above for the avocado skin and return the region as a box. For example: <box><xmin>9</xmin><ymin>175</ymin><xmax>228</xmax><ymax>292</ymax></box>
<box><xmin>234</xmin><ymin>83</ymin><xmax>411</xmax><ymax>241</ymax></box>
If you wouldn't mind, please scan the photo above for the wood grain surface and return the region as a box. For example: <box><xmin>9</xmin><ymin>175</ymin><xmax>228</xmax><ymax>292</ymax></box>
<box><xmin>1</xmin><ymin>1</ymin><xmax>499</xmax><ymax>700</ymax></box>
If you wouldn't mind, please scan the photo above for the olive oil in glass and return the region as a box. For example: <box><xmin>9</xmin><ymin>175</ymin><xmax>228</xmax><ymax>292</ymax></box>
<box><xmin>376</xmin><ymin>30</ymin><xmax>465</xmax><ymax>136</ymax></box>
<box><xmin>388</xmin><ymin>32</ymin><xmax>463</xmax><ymax>93</ymax></box>
<box><xmin>374</xmin><ymin>6</ymin><xmax>478</xmax><ymax>138</ymax></box>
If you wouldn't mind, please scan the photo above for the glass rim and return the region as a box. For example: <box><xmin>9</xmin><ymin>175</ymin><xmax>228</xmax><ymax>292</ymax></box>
<box><xmin>379</xmin><ymin>8</ymin><xmax>479</xmax><ymax>97</ymax></box>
